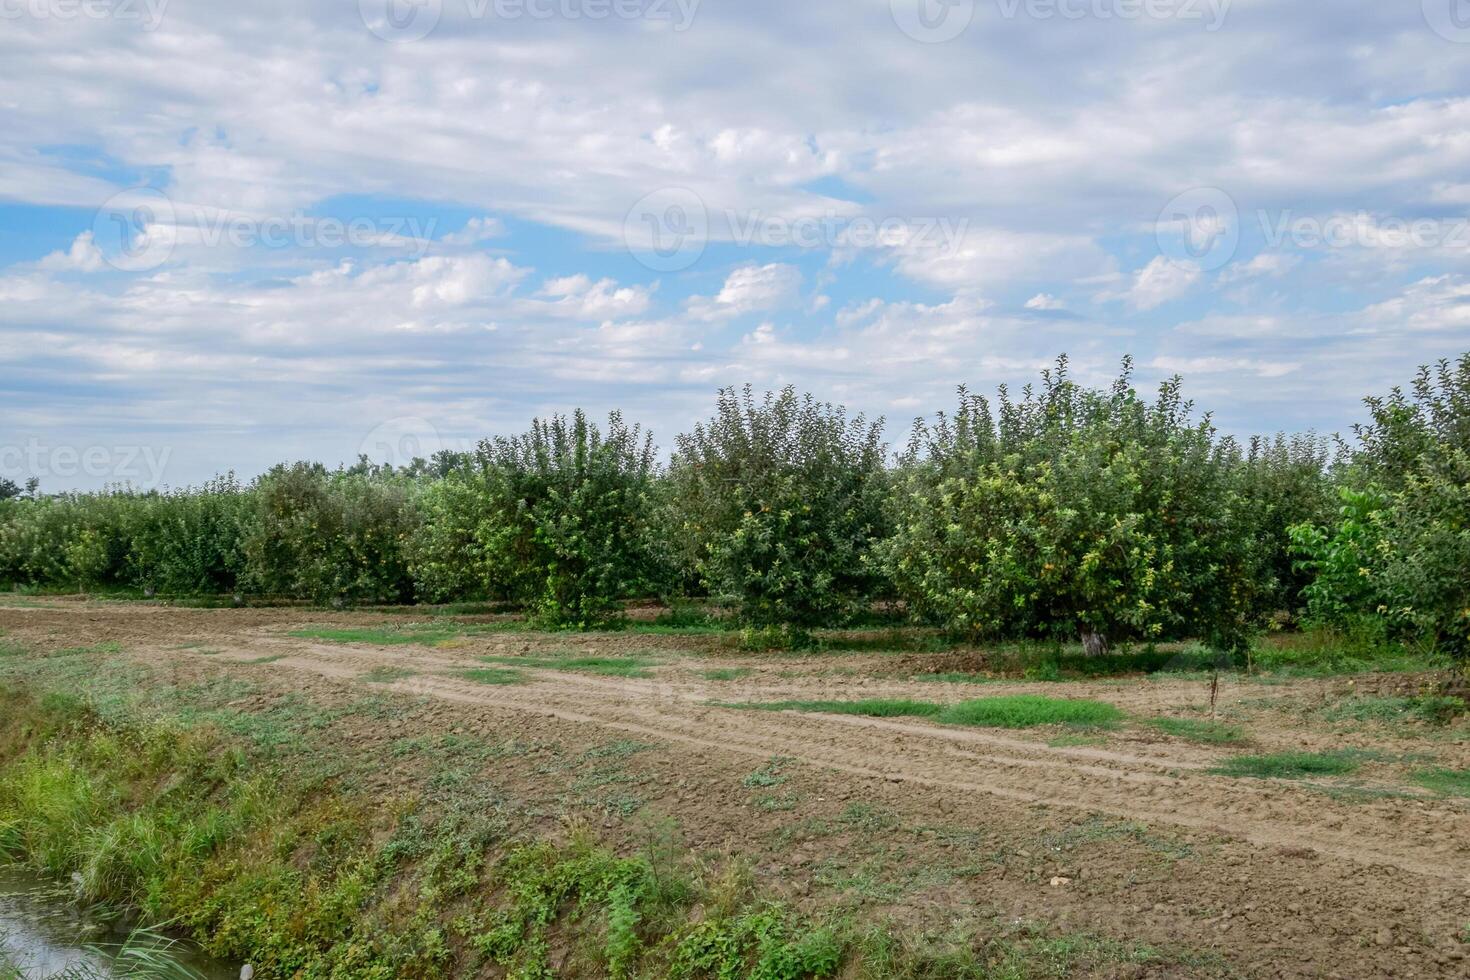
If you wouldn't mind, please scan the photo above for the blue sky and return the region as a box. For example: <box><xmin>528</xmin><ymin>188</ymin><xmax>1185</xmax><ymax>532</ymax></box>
<box><xmin>2</xmin><ymin>0</ymin><xmax>1470</xmax><ymax>489</ymax></box>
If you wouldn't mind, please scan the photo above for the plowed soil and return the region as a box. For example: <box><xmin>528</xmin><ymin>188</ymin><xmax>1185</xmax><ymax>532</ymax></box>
<box><xmin>2</xmin><ymin>598</ymin><xmax>1467</xmax><ymax>978</ymax></box>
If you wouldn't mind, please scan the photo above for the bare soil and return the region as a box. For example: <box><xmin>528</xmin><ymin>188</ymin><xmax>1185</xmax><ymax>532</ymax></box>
<box><xmin>2</xmin><ymin>597</ymin><xmax>1468</xmax><ymax>978</ymax></box>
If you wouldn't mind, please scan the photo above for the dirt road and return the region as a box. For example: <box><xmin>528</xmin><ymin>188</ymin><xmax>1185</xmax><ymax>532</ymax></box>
<box><xmin>2</xmin><ymin>599</ymin><xmax>1467</xmax><ymax>977</ymax></box>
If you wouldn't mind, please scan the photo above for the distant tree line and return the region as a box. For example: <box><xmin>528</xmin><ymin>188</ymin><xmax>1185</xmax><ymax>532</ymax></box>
<box><xmin>2</xmin><ymin>354</ymin><xmax>1466</xmax><ymax>660</ymax></box>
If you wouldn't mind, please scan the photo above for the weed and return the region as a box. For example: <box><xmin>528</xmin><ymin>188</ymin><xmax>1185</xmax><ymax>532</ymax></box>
<box><xmin>1211</xmin><ymin>751</ymin><xmax>1362</xmax><ymax>779</ymax></box>
<box><xmin>743</xmin><ymin>758</ymin><xmax>792</xmax><ymax>788</ymax></box>
<box><xmin>1146</xmin><ymin>717</ymin><xmax>1247</xmax><ymax>745</ymax></box>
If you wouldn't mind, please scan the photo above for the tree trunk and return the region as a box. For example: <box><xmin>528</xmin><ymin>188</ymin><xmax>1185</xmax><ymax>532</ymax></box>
<box><xmin>1081</xmin><ymin>629</ymin><xmax>1109</xmax><ymax>657</ymax></box>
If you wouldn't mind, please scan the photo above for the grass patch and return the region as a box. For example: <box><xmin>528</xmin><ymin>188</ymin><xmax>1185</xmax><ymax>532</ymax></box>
<box><xmin>735</xmin><ymin>698</ymin><xmax>943</xmax><ymax>719</ymax></box>
<box><xmin>478</xmin><ymin>654</ymin><xmax>659</xmax><ymax>678</ymax></box>
<box><xmin>1145</xmin><ymin>717</ymin><xmax>1247</xmax><ymax>745</ymax></box>
<box><xmin>732</xmin><ymin>695</ymin><xmax>1122</xmax><ymax>729</ymax></box>
<box><xmin>461</xmin><ymin>668</ymin><xmax>528</xmax><ymax>685</ymax></box>
<box><xmin>1211</xmin><ymin>751</ymin><xmax>1362</xmax><ymax>779</ymax></box>
<box><xmin>911</xmin><ymin>672</ymin><xmax>1000</xmax><ymax>684</ymax></box>
<box><xmin>1318</xmin><ymin>695</ymin><xmax>1466</xmax><ymax>727</ymax></box>
<box><xmin>936</xmin><ymin>696</ymin><xmax>1122</xmax><ymax>729</ymax></box>
<box><xmin>290</xmin><ymin>626</ymin><xmax>463</xmax><ymax>646</ymax></box>
<box><xmin>1411</xmin><ymin>767</ymin><xmax>1470</xmax><ymax>797</ymax></box>
<box><xmin>698</xmin><ymin>667</ymin><xmax>753</xmax><ymax>681</ymax></box>
<box><xmin>362</xmin><ymin>665</ymin><xmax>416</xmax><ymax>683</ymax></box>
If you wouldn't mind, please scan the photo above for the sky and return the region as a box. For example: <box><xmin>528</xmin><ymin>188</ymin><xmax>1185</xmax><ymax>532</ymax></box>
<box><xmin>2</xmin><ymin>0</ymin><xmax>1470</xmax><ymax>490</ymax></box>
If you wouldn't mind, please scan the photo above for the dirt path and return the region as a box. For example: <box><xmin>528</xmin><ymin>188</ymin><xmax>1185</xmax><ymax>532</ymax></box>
<box><xmin>3</xmin><ymin>599</ymin><xmax>1469</xmax><ymax>977</ymax></box>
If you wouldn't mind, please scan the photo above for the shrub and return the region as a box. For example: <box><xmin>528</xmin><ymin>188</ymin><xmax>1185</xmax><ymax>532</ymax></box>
<box><xmin>241</xmin><ymin>463</ymin><xmax>419</xmax><ymax>604</ymax></box>
<box><xmin>1291</xmin><ymin>354</ymin><xmax>1470</xmax><ymax>661</ymax></box>
<box><xmin>124</xmin><ymin>476</ymin><xmax>251</xmax><ymax>595</ymax></box>
<box><xmin>667</xmin><ymin>386</ymin><xmax>887</xmax><ymax>631</ymax></box>
<box><xmin>418</xmin><ymin>410</ymin><xmax>665</xmax><ymax>627</ymax></box>
<box><xmin>408</xmin><ymin>467</ymin><xmax>496</xmax><ymax>604</ymax></box>
<box><xmin>881</xmin><ymin>358</ymin><xmax>1260</xmax><ymax>652</ymax></box>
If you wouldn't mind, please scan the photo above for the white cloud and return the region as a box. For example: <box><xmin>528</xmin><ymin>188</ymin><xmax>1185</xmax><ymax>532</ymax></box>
<box><xmin>1109</xmin><ymin>257</ymin><xmax>1202</xmax><ymax>311</ymax></box>
<box><xmin>686</xmin><ymin>263</ymin><xmax>802</xmax><ymax>321</ymax></box>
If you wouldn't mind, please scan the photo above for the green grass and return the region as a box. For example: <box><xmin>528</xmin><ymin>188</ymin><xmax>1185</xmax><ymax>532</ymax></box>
<box><xmin>698</xmin><ymin>667</ymin><xmax>754</xmax><ymax>681</ymax></box>
<box><xmin>1211</xmin><ymin>751</ymin><xmax>1362</xmax><ymax>779</ymax></box>
<box><xmin>1318</xmin><ymin>695</ymin><xmax>1466</xmax><ymax>727</ymax></box>
<box><xmin>1145</xmin><ymin>717</ymin><xmax>1247</xmax><ymax>745</ymax></box>
<box><xmin>736</xmin><ymin>698</ymin><xmax>943</xmax><ymax>719</ymax></box>
<box><xmin>461</xmin><ymin>668</ymin><xmax>528</xmax><ymax>685</ymax></box>
<box><xmin>363</xmin><ymin>665</ymin><xmax>416</xmax><ymax>683</ymax></box>
<box><xmin>1411</xmin><ymin>767</ymin><xmax>1470</xmax><ymax>797</ymax></box>
<box><xmin>732</xmin><ymin>695</ymin><xmax>1122</xmax><ymax>729</ymax></box>
<box><xmin>290</xmin><ymin>626</ymin><xmax>463</xmax><ymax>646</ymax></box>
<box><xmin>478</xmin><ymin>654</ymin><xmax>660</xmax><ymax>678</ymax></box>
<box><xmin>936</xmin><ymin>696</ymin><xmax>1123</xmax><ymax>728</ymax></box>
<box><xmin>911</xmin><ymin>672</ymin><xmax>1001</xmax><ymax>684</ymax></box>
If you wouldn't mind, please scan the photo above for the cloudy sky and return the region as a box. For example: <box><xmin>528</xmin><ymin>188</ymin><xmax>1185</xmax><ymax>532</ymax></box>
<box><xmin>3</xmin><ymin>0</ymin><xmax>1470</xmax><ymax>489</ymax></box>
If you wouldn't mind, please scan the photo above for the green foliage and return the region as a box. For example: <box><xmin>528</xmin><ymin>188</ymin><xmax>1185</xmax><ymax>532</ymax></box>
<box><xmin>417</xmin><ymin>411</ymin><xmax>664</xmax><ymax>627</ymax></box>
<box><xmin>241</xmin><ymin>463</ymin><xmax>419</xmax><ymax>604</ymax></box>
<box><xmin>123</xmin><ymin>476</ymin><xmax>251</xmax><ymax>595</ymax></box>
<box><xmin>667</xmin><ymin>386</ymin><xmax>887</xmax><ymax>628</ymax></box>
<box><xmin>669</xmin><ymin>904</ymin><xmax>841</xmax><ymax>980</ymax></box>
<box><xmin>1291</xmin><ymin>354</ymin><xmax>1470</xmax><ymax>660</ymax></box>
<box><xmin>1289</xmin><ymin>487</ymin><xmax>1388</xmax><ymax>638</ymax></box>
<box><xmin>880</xmin><ymin>357</ymin><xmax>1261</xmax><ymax>653</ymax></box>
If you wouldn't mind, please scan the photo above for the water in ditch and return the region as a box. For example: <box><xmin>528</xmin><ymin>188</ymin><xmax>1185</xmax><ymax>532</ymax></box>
<box><xmin>0</xmin><ymin>867</ymin><xmax>238</xmax><ymax>979</ymax></box>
